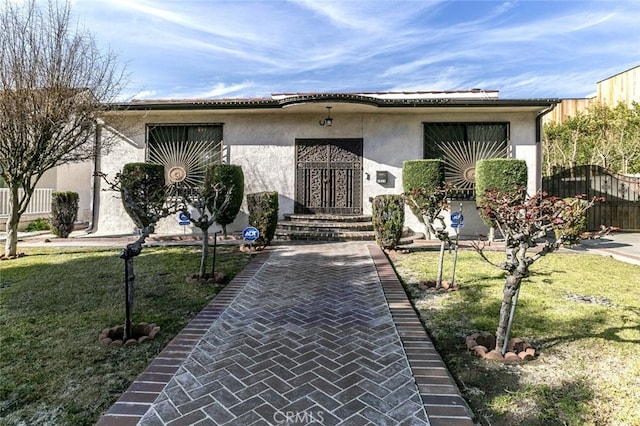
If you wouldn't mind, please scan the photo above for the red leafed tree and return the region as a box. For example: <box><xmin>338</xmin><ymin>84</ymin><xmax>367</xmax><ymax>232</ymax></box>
<box><xmin>475</xmin><ymin>187</ymin><xmax>600</xmax><ymax>355</ymax></box>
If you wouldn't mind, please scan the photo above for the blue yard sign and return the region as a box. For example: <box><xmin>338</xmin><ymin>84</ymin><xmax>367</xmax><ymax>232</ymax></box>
<box><xmin>450</xmin><ymin>212</ymin><xmax>464</xmax><ymax>229</ymax></box>
<box><xmin>242</xmin><ymin>226</ymin><xmax>260</xmax><ymax>242</ymax></box>
<box><xmin>178</xmin><ymin>212</ymin><xmax>190</xmax><ymax>226</ymax></box>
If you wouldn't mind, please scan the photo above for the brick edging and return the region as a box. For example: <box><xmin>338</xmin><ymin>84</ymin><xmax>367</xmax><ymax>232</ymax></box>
<box><xmin>96</xmin><ymin>249</ymin><xmax>273</xmax><ymax>426</ymax></box>
<box><xmin>368</xmin><ymin>245</ymin><xmax>476</xmax><ymax>426</ymax></box>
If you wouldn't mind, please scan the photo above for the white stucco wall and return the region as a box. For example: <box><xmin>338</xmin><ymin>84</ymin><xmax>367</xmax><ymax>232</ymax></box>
<box><xmin>55</xmin><ymin>162</ymin><xmax>93</xmax><ymax>223</ymax></box>
<box><xmin>94</xmin><ymin>107</ymin><xmax>544</xmax><ymax>238</ymax></box>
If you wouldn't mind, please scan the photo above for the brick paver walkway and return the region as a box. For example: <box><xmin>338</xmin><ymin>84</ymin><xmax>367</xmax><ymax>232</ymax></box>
<box><xmin>98</xmin><ymin>242</ymin><xmax>474</xmax><ymax>425</ymax></box>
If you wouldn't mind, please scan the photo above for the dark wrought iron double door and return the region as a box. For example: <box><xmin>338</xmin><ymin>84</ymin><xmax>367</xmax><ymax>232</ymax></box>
<box><xmin>295</xmin><ymin>139</ymin><xmax>363</xmax><ymax>214</ymax></box>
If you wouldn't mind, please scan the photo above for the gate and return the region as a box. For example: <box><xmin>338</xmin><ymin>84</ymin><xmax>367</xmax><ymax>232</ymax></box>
<box><xmin>542</xmin><ymin>165</ymin><xmax>640</xmax><ymax>231</ymax></box>
<box><xmin>295</xmin><ymin>139</ymin><xmax>363</xmax><ymax>214</ymax></box>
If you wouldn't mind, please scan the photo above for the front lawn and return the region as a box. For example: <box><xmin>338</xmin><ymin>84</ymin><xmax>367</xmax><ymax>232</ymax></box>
<box><xmin>0</xmin><ymin>246</ymin><xmax>250</xmax><ymax>425</ymax></box>
<box><xmin>388</xmin><ymin>248</ymin><xmax>640</xmax><ymax>426</ymax></box>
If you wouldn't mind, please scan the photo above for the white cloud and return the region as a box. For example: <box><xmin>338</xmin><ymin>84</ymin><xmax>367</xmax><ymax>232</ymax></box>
<box><xmin>70</xmin><ymin>0</ymin><xmax>640</xmax><ymax>99</ymax></box>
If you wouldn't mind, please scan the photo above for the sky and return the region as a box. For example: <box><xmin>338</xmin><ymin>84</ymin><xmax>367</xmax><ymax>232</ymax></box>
<box><xmin>68</xmin><ymin>0</ymin><xmax>640</xmax><ymax>101</ymax></box>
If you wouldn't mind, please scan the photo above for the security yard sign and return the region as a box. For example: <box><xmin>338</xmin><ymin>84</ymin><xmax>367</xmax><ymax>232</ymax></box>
<box><xmin>450</xmin><ymin>211</ymin><xmax>464</xmax><ymax>229</ymax></box>
<box><xmin>242</xmin><ymin>226</ymin><xmax>260</xmax><ymax>242</ymax></box>
<box><xmin>178</xmin><ymin>212</ymin><xmax>191</xmax><ymax>226</ymax></box>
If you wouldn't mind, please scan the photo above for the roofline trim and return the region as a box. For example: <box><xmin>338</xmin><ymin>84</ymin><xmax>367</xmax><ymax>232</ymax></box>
<box><xmin>111</xmin><ymin>93</ymin><xmax>560</xmax><ymax>111</ymax></box>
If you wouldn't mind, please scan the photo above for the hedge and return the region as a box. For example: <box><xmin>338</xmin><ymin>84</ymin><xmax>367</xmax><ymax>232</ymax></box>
<box><xmin>402</xmin><ymin>159</ymin><xmax>445</xmax><ymax>222</ymax></box>
<box><xmin>247</xmin><ymin>191</ymin><xmax>279</xmax><ymax>247</ymax></box>
<box><xmin>475</xmin><ymin>159</ymin><xmax>528</xmax><ymax>198</ymax></box>
<box><xmin>50</xmin><ymin>191</ymin><xmax>79</xmax><ymax>238</ymax></box>
<box><xmin>475</xmin><ymin>158</ymin><xmax>528</xmax><ymax>226</ymax></box>
<box><xmin>372</xmin><ymin>194</ymin><xmax>405</xmax><ymax>249</ymax></box>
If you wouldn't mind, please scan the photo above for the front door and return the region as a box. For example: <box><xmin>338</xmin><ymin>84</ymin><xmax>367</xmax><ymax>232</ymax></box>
<box><xmin>295</xmin><ymin>138</ymin><xmax>363</xmax><ymax>214</ymax></box>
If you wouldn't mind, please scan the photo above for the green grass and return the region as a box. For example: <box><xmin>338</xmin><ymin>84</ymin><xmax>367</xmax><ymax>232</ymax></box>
<box><xmin>388</xmin><ymin>248</ymin><xmax>640</xmax><ymax>426</ymax></box>
<box><xmin>0</xmin><ymin>246</ymin><xmax>251</xmax><ymax>425</ymax></box>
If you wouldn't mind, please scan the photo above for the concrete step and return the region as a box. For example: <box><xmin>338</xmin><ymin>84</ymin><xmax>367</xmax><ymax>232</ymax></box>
<box><xmin>284</xmin><ymin>214</ymin><xmax>373</xmax><ymax>223</ymax></box>
<box><xmin>277</xmin><ymin>220</ymin><xmax>374</xmax><ymax>232</ymax></box>
<box><xmin>277</xmin><ymin>214</ymin><xmax>375</xmax><ymax>241</ymax></box>
<box><xmin>274</xmin><ymin>229</ymin><xmax>375</xmax><ymax>242</ymax></box>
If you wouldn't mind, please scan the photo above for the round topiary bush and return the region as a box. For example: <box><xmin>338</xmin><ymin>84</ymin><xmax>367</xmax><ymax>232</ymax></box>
<box><xmin>205</xmin><ymin>164</ymin><xmax>244</xmax><ymax>236</ymax></box>
<box><xmin>119</xmin><ymin>163</ymin><xmax>166</xmax><ymax>230</ymax></box>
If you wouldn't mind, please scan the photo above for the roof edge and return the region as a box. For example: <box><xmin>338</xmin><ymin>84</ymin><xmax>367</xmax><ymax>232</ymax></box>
<box><xmin>111</xmin><ymin>93</ymin><xmax>559</xmax><ymax>111</ymax></box>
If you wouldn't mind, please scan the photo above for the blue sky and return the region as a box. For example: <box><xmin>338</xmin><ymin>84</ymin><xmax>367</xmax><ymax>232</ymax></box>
<box><xmin>71</xmin><ymin>0</ymin><xmax>640</xmax><ymax>100</ymax></box>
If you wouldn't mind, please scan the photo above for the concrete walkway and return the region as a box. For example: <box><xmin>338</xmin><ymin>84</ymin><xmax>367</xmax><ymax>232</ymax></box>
<box><xmin>97</xmin><ymin>242</ymin><xmax>474</xmax><ymax>426</ymax></box>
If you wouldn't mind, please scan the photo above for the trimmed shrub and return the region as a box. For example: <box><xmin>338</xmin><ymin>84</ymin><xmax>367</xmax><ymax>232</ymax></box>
<box><xmin>51</xmin><ymin>191</ymin><xmax>79</xmax><ymax>238</ymax></box>
<box><xmin>402</xmin><ymin>160</ymin><xmax>445</xmax><ymax>222</ymax></box>
<box><xmin>475</xmin><ymin>158</ymin><xmax>528</xmax><ymax>199</ymax></box>
<box><xmin>247</xmin><ymin>191</ymin><xmax>279</xmax><ymax>247</ymax></box>
<box><xmin>119</xmin><ymin>163</ymin><xmax>166</xmax><ymax>230</ymax></box>
<box><xmin>372</xmin><ymin>194</ymin><xmax>405</xmax><ymax>249</ymax></box>
<box><xmin>205</xmin><ymin>164</ymin><xmax>244</xmax><ymax>236</ymax></box>
<box><xmin>475</xmin><ymin>159</ymin><xmax>528</xmax><ymax>226</ymax></box>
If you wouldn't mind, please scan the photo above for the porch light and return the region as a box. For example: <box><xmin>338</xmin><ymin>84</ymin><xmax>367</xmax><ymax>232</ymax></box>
<box><xmin>319</xmin><ymin>107</ymin><xmax>333</xmax><ymax>127</ymax></box>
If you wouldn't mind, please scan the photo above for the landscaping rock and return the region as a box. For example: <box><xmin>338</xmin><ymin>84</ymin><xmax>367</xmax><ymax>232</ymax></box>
<box><xmin>504</xmin><ymin>351</ymin><xmax>520</xmax><ymax>361</ymax></box>
<box><xmin>465</xmin><ymin>335</ymin><xmax>478</xmax><ymax>350</ymax></box>
<box><xmin>484</xmin><ymin>349</ymin><xmax>504</xmax><ymax>361</ymax></box>
<box><xmin>466</xmin><ymin>332</ymin><xmax>537</xmax><ymax>363</ymax></box>
<box><xmin>474</xmin><ymin>345</ymin><xmax>488</xmax><ymax>357</ymax></box>
<box><xmin>519</xmin><ymin>351</ymin><xmax>535</xmax><ymax>361</ymax></box>
<box><xmin>475</xmin><ymin>333</ymin><xmax>496</xmax><ymax>349</ymax></box>
<box><xmin>99</xmin><ymin>322</ymin><xmax>160</xmax><ymax>347</ymax></box>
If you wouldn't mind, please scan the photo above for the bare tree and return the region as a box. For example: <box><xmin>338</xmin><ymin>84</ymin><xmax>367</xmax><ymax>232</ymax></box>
<box><xmin>474</xmin><ymin>188</ymin><xmax>598</xmax><ymax>355</ymax></box>
<box><xmin>177</xmin><ymin>184</ymin><xmax>233</xmax><ymax>279</ymax></box>
<box><xmin>404</xmin><ymin>184</ymin><xmax>452</xmax><ymax>289</ymax></box>
<box><xmin>0</xmin><ymin>0</ymin><xmax>126</xmax><ymax>257</ymax></box>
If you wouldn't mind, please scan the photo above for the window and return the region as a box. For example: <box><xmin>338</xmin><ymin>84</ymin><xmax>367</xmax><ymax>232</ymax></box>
<box><xmin>147</xmin><ymin>124</ymin><xmax>223</xmax><ymax>187</ymax></box>
<box><xmin>424</xmin><ymin>122</ymin><xmax>509</xmax><ymax>199</ymax></box>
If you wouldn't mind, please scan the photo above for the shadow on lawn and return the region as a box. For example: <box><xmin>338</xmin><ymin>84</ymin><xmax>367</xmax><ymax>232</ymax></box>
<box><xmin>420</xmin><ymin>287</ymin><xmax>599</xmax><ymax>425</ymax></box>
<box><xmin>467</xmin><ymin>375</ymin><xmax>594</xmax><ymax>426</ymax></box>
<box><xmin>389</xmin><ymin>250</ymin><xmax>630</xmax><ymax>425</ymax></box>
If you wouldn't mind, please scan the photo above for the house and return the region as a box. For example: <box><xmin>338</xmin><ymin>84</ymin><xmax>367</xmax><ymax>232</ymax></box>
<box><xmin>86</xmin><ymin>90</ymin><xmax>558</xmax><ymax>238</ymax></box>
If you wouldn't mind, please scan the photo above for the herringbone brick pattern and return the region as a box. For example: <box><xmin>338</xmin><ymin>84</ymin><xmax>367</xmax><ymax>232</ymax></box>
<box><xmin>138</xmin><ymin>243</ymin><xmax>429</xmax><ymax>425</ymax></box>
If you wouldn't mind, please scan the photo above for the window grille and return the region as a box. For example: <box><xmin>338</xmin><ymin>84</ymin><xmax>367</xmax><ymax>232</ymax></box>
<box><xmin>147</xmin><ymin>124</ymin><xmax>223</xmax><ymax>188</ymax></box>
<box><xmin>424</xmin><ymin>122</ymin><xmax>509</xmax><ymax>199</ymax></box>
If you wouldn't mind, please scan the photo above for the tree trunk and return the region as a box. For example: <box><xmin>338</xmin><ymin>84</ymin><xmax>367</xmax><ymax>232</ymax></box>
<box><xmin>119</xmin><ymin>230</ymin><xmax>147</xmax><ymax>342</ymax></box>
<box><xmin>435</xmin><ymin>240</ymin><xmax>445</xmax><ymax>289</ymax></box>
<box><xmin>4</xmin><ymin>187</ymin><xmax>21</xmax><ymax>258</ymax></box>
<box><xmin>199</xmin><ymin>227</ymin><xmax>209</xmax><ymax>278</ymax></box>
<box><xmin>495</xmin><ymin>274</ymin><xmax>522</xmax><ymax>354</ymax></box>
<box><xmin>123</xmin><ymin>257</ymin><xmax>135</xmax><ymax>341</ymax></box>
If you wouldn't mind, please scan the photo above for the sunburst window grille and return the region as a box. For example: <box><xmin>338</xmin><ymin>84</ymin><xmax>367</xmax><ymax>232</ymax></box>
<box><xmin>424</xmin><ymin>122</ymin><xmax>509</xmax><ymax>199</ymax></box>
<box><xmin>147</xmin><ymin>124</ymin><xmax>223</xmax><ymax>189</ymax></box>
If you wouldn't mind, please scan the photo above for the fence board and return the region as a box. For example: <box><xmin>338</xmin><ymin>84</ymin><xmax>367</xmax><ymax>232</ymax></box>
<box><xmin>0</xmin><ymin>188</ymin><xmax>53</xmax><ymax>217</ymax></box>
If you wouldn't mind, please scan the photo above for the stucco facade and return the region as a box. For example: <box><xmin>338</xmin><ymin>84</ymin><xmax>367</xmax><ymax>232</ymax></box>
<box><xmin>93</xmin><ymin>93</ymin><xmax>557</xmax><ymax>237</ymax></box>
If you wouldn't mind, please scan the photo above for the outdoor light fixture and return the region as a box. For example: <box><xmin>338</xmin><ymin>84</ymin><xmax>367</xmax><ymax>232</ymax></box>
<box><xmin>319</xmin><ymin>106</ymin><xmax>333</xmax><ymax>127</ymax></box>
